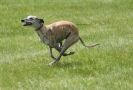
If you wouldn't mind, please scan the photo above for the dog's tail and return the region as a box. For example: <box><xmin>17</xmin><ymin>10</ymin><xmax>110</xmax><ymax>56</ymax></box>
<box><xmin>79</xmin><ymin>37</ymin><xmax>100</xmax><ymax>48</ymax></box>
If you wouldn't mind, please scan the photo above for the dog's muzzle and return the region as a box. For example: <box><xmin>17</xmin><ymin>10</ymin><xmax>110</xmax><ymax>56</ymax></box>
<box><xmin>21</xmin><ymin>19</ymin><xmax>32</xmax><ymax>26</ymax></box>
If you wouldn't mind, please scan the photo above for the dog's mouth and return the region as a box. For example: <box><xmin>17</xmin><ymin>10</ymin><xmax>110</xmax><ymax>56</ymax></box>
<box><xmin>21</xmin><ymin>20</ymin><xmax>32</xmax><ymax>26</ymax></box>
<box><xmin>23</xmin><ymin>22</ymin><xmax>32</xmax><ymax>26</ymax></box>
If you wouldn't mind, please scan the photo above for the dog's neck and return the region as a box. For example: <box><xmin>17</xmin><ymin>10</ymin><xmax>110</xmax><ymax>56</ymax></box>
<box><xmin>35</xmin><ymin>24</ymin><xmax>44</xmax><ymax>31</ymax></box>
<box><xmin>35</xmin><ymin>25</ymin><xmax>48</xmax><ymax>44</ymax></box>
<box><xmin>35</xmin><ymin>23</ymin><xmax>47</xmax><ymax>34</ymax></box>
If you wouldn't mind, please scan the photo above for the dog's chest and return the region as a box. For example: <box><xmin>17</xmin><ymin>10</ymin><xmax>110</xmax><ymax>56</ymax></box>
<box><xmin>37</xmin><ymin>30</ymin><xmax>49</xmax><ymax>45</ymax></box>
<box><xmin>42</xmin><ymin>36</ymin><xmax>49</xmax><ymax>45</ymax></box>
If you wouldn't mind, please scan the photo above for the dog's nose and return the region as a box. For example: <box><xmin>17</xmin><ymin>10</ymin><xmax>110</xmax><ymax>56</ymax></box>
<box><xmin>21</xmin><ymin>19</ymin><xmax>24</xmax><ymax>22</ymax></box>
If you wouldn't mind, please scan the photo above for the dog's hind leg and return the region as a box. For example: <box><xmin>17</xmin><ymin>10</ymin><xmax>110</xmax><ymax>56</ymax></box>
<box><xmin>49</xmin><ymin>34</ymin><xmax>79</xmax><ymax>66</ymax></box>
<box><xmin>54</xmin><ymin>44</ymin><xmax>75</xmax><ymax>56</ymax></box>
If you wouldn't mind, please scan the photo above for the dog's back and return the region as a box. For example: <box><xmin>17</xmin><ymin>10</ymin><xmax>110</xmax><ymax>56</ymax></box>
<box><xmin>46</xmin><ymin>21</ymin><xmax>79</xmax><ymax>42</ymax></box>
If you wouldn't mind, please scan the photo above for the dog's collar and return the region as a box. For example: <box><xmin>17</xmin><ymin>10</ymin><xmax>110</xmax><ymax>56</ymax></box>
<box><xmin>35</xmin><ymin>24</ymin><xmax>43</xmax><ymax>31</ymax></box>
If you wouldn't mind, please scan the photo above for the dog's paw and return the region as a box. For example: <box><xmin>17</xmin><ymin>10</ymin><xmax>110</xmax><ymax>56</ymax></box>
<box><xmin>63</xmin><ymin>51</ymin><xmax>75</xmax><ymax>56</ymax></box>
<box><xmin>48</xmin><ymin>61</ymin><xmax>56</xmax><ymax>66</ymax></box>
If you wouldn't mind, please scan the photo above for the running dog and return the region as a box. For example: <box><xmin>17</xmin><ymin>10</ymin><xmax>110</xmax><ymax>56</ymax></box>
<box><xmin>21</xmin><ymin>15</ymin><xmax>99</xmax><ymax>66</ymax></box>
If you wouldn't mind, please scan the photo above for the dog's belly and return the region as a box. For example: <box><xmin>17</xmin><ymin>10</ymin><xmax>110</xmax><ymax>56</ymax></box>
<box><xmin>55</xmin><ymin>33</ymin><xmax>66</xmax><ymax>42</ymax></box>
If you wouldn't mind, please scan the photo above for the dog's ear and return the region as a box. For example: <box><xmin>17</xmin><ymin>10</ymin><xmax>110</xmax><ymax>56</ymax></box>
<box><xmin>39</xmin><ymin>19</ymin><xmax>44</xmax><ymax>23</ymax></box>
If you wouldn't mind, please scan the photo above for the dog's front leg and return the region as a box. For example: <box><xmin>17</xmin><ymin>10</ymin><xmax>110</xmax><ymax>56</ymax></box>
<box><xmin>49</xmin><ymin>45</ymin><xmax>67</xmax><ymax>66</ymax></box>
<box><xmin>49</xmin><ymin>46</ymin><xmax>56</xmax><ymax>59</ymax></box>
<box><xmin>48</xmin><ymin>44</ymin><xmax>74</xmax><ymax>66</ymax></box>
<box><xmin>48</xmin><ymin>52</ymin><xmax>63</xmax><ymax>66</ymax></box>
<box><xmin>48</xmin><ymin>43</ymin><xmax>62</xmax><ymax>66</ymax></box>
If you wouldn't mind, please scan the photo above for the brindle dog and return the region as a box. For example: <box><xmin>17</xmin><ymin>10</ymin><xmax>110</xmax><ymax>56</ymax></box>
<box><xmin>21</xmin><ymin>16</ymin><xmax>99</xmax><ymax>66</ymax></box>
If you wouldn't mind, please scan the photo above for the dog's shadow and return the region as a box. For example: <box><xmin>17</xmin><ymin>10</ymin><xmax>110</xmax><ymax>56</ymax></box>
<box><xmin>53</xmin><ymin>61</ymin><xmax>82</xmax><ymax>68</ymax></box>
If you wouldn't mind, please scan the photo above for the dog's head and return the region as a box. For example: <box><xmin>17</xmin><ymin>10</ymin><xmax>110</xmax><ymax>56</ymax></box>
<box><xmin>21</xmin><ymin>15</ymin><xmax>44</xmax><ymax>29</ymax></box>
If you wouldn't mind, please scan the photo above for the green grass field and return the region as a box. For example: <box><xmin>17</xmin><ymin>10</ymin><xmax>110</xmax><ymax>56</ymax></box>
<box><xmin>0</xmin><ymin>0</ymin><xmax>133</xmax><ymax>90</ymax></box>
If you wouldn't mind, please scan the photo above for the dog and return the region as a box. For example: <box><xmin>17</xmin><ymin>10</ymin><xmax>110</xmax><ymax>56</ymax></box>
<box><xmin>21</xmin><ymin>15</ymin><xmax>99</xmax><ymax>66</ymax></box>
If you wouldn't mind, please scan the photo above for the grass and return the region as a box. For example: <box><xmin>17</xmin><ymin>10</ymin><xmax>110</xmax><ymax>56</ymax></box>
<box><xmin>0</xmin><ymin>0</ymin><xmax>133</xmax><ymax>90</ymax></box>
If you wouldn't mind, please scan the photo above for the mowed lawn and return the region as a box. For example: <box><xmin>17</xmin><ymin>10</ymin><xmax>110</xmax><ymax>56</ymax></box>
<box><xmin>0</xmin><ymin>0</ymin><xmax>133</xmax><ymax>90</ymax></box>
